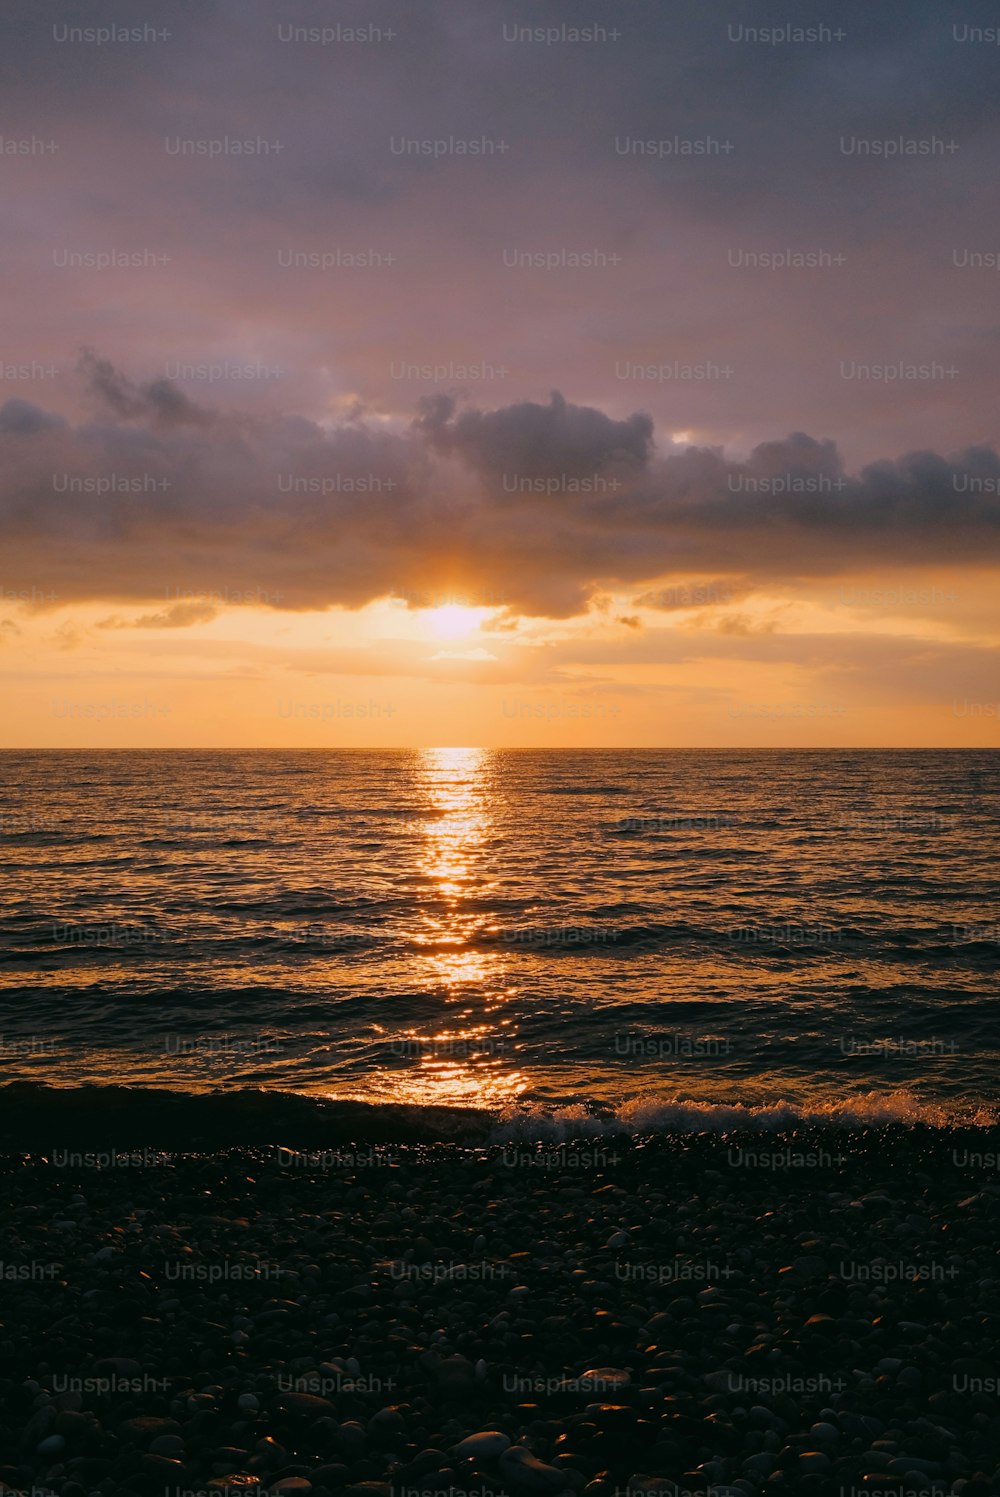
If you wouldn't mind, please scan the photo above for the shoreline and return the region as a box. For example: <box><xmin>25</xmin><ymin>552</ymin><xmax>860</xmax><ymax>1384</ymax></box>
<box><xmin>0</xmin><ymin>1083</ymin><xmax>995</xmax><ymax>1153</ymax></box>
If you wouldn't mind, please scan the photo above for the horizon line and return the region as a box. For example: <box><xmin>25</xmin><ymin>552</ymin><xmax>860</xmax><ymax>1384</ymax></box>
<box><xmin>2</xmin><ymin>745</ymin><xmax>997</xmax><ymax>754</ymax></box>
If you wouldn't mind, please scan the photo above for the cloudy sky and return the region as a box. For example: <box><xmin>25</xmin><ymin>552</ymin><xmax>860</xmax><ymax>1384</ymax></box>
<box><xmin>2</xmin><ymin>0</ymin><xmax>999</xmax><ymax>745</ymax></box>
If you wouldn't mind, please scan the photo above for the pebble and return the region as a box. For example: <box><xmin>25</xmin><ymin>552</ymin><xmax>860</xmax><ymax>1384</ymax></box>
<box><xmin>581</xmin><ymin>1367</ymin><xmax>631</xmax><ymax>1391</ymax></box>
<box><xmin>453</xmin><ymin>1432</ymin><xmax>512</xmax><ymax>1458</ymax></box>
<box><xmin>499</xmin><ymin>1446</ymin><xmax>567</xmax><ymax>1491</ymax></box>
<box><xmin>792</xmin><ymin>1255</ymin><xmax>827</xmax><ymax>1278</ymax></box>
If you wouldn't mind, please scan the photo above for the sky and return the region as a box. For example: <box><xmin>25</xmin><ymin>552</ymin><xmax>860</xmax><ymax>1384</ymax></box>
<box><xmin>2</xmin><ymin>0</ymin><xmax>999</xmax><ymax>747</ymax></box>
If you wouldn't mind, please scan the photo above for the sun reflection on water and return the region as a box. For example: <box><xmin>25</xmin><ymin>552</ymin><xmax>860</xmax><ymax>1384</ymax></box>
<box><xmin>380</xmin><ymin>747</ymin><xmax>526</xmax><ymax>1108</ymax></box>
<box><xmin>417</xmin><ymin>746</ymin><xmax>490</xmax><ymax>899</ymax></box>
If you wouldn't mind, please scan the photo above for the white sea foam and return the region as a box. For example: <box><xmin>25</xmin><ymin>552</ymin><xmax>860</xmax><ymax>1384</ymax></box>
<box><xmin>487</xmin><ymin>1090</ymin><xmax>994</xmax><ymax>1140</ymax></box>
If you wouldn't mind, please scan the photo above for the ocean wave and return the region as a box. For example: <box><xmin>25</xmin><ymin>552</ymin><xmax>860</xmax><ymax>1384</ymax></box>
<box><xmin>0</xmin><ymin>1082</ymin><xmax>993</xmax><ymax>1152</ymax></box>
<box><xmin>488</xmin><ymin>1089</ymin><xmax>996</xmax><ymax>1138</ymax></box>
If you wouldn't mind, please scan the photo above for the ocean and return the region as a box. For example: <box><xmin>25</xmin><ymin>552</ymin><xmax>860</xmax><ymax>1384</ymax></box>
<box><xmin>2</xmin><ymin>748</ymin><xmax>998</xmax><ymax>1136</ymax></box>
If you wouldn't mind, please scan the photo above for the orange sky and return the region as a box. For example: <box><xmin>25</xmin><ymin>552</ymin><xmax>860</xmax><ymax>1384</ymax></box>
<box><xmin>4</xmin><ymin>571</ymin><xmax>999</xmax><ymax>747</ymax></box>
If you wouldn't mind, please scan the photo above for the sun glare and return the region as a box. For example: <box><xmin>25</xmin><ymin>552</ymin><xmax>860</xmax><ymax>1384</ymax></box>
<box><xmin>424</xmin><ymin>603</ymin><xmax>485</xmax><ymax>640</ymax></box>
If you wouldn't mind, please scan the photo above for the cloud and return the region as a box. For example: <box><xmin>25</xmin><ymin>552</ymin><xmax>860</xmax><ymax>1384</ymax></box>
<box><xmin>0</xmin><ymin>401</ymin><xmax>66</xmax><ymax>435</ymax></box>
<box><xmin>78</xmin><ymin>350</ymin><xmax>216</xmax><ymax>430</ymax></box>
<box><xmin>2</xmin><ymin>368</ymin><xmax>1000</xmax><ymax>620</ymax></box>
<box><xmin>635</xmin><ymin>579</ymin><xmax>752</xmax><ymax>611</ymax></box>
<box><xmin>544</xmin><ymin>626</ymin><xmax>1000</xmax><ymax>708</ymax></box>
<box><xmin>415</xmin><ymin>390</ymin><xmax>653</xmax><ymax>479</ymax></box>
<box><xmin>712</xmin><ymin>613</ymin><xmax>781</xmax><ymax>637</ymax></box>
<box><xmin>97</xmin><ymin>600</ymin><xmax>219</xmax><ymax>629</ymax></box>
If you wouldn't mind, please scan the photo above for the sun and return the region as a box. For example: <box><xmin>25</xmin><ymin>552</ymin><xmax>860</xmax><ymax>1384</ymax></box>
<box><xmin>424</xmin><ymin>603</ymin><xmax>485</xmax><ymax>640</ymax></box>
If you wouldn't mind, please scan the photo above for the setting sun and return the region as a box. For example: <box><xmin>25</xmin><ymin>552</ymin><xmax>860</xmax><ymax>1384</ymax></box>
<box><xmin>424</xmin><ymin>603</ymin><xmax>487</xmax><ymax>640</ymax></box>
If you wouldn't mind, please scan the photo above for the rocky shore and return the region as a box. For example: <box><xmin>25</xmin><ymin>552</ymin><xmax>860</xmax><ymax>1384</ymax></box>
<box><xmin>2</xmin><ymin>1128</ymin><xmax>999</xmax><ymax>1497</ymax></box>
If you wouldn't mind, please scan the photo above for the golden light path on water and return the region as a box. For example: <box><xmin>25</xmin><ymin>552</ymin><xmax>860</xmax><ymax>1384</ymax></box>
<box><xmin>368</xmin><ymin>747</ymin><xmax>527</xmax><ymax>1109</ymax></box>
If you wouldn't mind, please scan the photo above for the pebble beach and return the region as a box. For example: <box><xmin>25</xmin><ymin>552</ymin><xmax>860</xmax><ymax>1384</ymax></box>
<box><xmin>3</xmin><ymin>1124</ymin><xmax>1000</xmax><ymax>1497</ymax></box>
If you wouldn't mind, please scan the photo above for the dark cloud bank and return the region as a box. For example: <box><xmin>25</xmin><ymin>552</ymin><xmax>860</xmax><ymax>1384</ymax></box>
<box><xmin>3</xmin><ymin>359</ymin><xmax>999</xmax><ymax>618</ymax></box>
